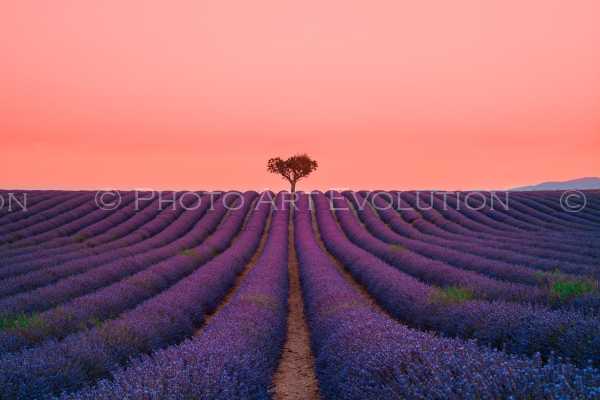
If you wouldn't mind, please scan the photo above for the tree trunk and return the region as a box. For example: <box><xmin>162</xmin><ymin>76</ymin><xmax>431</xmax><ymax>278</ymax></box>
<box><xmin>290</xmin><ymin>181</ymin><xmax>296</xmax><ymax>193</ymax></box>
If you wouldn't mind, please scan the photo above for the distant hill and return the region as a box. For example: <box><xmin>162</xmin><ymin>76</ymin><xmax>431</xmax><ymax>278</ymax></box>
<box><xmin>511</xmin><ymin>177</ymin><xmax>600</xmax><ymax>191</ymax></box>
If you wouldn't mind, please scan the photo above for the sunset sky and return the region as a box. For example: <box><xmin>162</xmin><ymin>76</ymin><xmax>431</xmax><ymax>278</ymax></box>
<box><xmin>2</xmin><ymin>1</ymin><xmax>599</xmax><ymax>191</ymax></box>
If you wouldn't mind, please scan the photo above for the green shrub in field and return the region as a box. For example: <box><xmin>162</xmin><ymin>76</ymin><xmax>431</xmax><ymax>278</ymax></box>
<box><xmin>0</xmin><ymin>313</ymin><xmax>42</xmax><ymax>331</ymax></box>
<box><xmin>533</xmin><ymin>268</ymin><xmax>598</xmax><ymax>301</ymax></box>
<box><xmin>180</xmin><ymin>248</ymin><xmax>207</xmax><ymax>261</ymax></box>
<box><xmin>389</xmin><ymin>244</ymin><xmax>406</xmax><ymax>252</ymax></box>
<box><xmin>430</xmin><ymin>286</ymin><xmax>474</xmax><ymax>304</ymax></box>
<box><xmin>180</xmin><ymin>248</ymin><xmax>198</xmax><ymax>257</ymax></box>
<box><xmin>551</xmin><ymin>279</ymin><xmax>596</xmax><ymax>301</ymax></box>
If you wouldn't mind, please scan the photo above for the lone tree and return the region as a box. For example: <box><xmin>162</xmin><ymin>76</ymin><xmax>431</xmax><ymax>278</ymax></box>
<box><xmin>267</xmin><ymin>154</ymin><xmax>318</xmax><ymax>193</ymax></box>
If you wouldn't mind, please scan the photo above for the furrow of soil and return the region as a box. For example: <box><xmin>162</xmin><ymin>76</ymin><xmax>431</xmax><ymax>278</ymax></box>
<box><xmin>272</xmin><ymin>211</ymin><xmax>320</xmax><ymax>400</ymax></box>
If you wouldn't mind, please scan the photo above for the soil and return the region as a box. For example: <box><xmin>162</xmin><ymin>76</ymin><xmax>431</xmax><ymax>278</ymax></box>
<box><xmin>272</xmin><ymin>216</ymin><xmax>321</xmax><ymax>400</ymax></box>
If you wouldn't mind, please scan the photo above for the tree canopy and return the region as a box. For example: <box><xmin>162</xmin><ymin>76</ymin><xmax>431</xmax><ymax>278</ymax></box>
<box><xmin>267</xmin><ymin>154</ymin><xmax>318</xmax><ymax>192</ymax></box>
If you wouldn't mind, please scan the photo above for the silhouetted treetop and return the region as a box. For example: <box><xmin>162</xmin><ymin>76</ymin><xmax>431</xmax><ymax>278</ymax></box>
<box><xmin>267</xmin><ymin>154</ymin><xmax>318</xmax><ymax>192</ymax></box>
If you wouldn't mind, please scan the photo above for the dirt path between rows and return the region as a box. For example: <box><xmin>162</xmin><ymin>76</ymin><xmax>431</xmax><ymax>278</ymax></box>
<box><xmin>272</xmin><ymin>213</ymin><xmax>320</xmax><ymax>400</ymax></box>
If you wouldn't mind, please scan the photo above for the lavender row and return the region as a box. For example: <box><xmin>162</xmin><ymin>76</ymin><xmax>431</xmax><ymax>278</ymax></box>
<box><xmin>406</xmin><ymin>190</ymin><xmax>528</xmax><ymax>236</ymax></box>
<box><xmin>411</xmin><ymin>190</ymin><xmax>600</xmax><ymax>248</ymax></box>
<box><xmin>0</xmin><ymin>192</ymin><xmax>256</xmax><ymax>355</ymax></box>
<box><xmin>439</xmin><ymin>191</ymin><xmax>600</xmax><ymax>261</ymax></box>
<box><xmin>0</xmin><ymin>194</ymin><xmax>272</xmax><ymax>399</ymax></box>
<box><xmin>0</xmin><ymin>192</ymin><xmax>78</xmax><ymax>236</ymax></box>
<box><xmin>449</xmin><ymin>191</ymin><xmax>600</xmax><ymax>242</ymax></box>
<box><xmin>0</xmin><ymin>191</ymin><xmax>54</xmax><ymax>222</ymax></box>
<box><xmin>60</xmin><ymin>193</ymin><xmax>289</xmax><ymax>400</ymax></box>
<box><xmin>0</xmin><ymin>194</ymin><xmax>138</xmax><ymax>262</ymax></box>
<box><xmin>350</xmin><ymin>192</ymin><xmax>557</xmax><ymax>285</ymax></box>
<box><xmin>0</xmin><ymin>194</ymin><xmax>195</xmax><ymax>285</ymax></box>
<box><xmin>538</xmin><ymin>190</ymin><xmax>600</xmax><ymax>217</ymax></box>
<box><xmin>356</xmin><ymin>192</ymin><xmax>599</xmax><ymax>286</ymax></box>
<box><xmin>0</xmin><ymin>193</ymin><xmax>104</xmax><ymax>246</ymax></box>
<box><xmin>313</xmin><ymin>193</ymin><xmax>600</xmax><ymax>367</ymax></box>
<box><xmin>354</xmin><ymin>193</ymin><xmax>600</xmax><ymax>315</ymax></box>
<box><xmin>0</xmin><ymin>192</ymin><xmax>93</xmax><ymax>244</ymax></box>
<box><xmin>295</xmin><ymin>193</ymin><xmax>600</xmax><ymax>399</ymax></box>
<box><xmin>559</xmin><ymin>190</ymin><xmax>600</xmax><ymax>213</ymax></box>
<box><xmin>446</xmin><ymin>193</ymin><xmax>600</xmax><ymax>256</ymax></box>
<box><xmin>462</xmin><ymin>191</ymin><xmax>600</xmax><ymax>232</ymax></box>
<box><xmin>395</xmin><ymin>191</ymin><xmax>600</xmax><ymax>262</ymax></box>
<box><xmin>400</xmin><ymin>189</ymin><xmax>599</xmax><ymax>246</ymax></box>
<box><xmin>0</xmin><ymin>193</ymin><xmax>162</xmax><ymax>267</ymax></box>
<box><xmin>0</xmin><ymin>193</ymin><xmax>210</xmax><ymax>296</ymax></box>
<box><xmin>395</xmin><ymin>193</ymin><xmax>600</xmax><ymax>275</ymax></box>
<box><xmin>513</xmin><ymin>192</ymin><xmax>600</xmax><ymax>227</ymax></box>
<box><xmin>473</xmin><ymin>190</ymin><xmax>600</xmax><ymax>235</ymax></box>
<box><xmin>2</xmin><ymin>191</ymin><xmax>207</xmax><ymax>261</ymax></box>
<box><xmin>503</xmin><ymin>191</ymin><xmax>599</xmax><ymax>228</ymax></box>
<box><xmin>0</xmin><ymin>192</ymin><xmax>150</xmax><ymax>260</ymax></box>
<box><xmin>0</xmin><ymin>194</ymin><xmax>179</xmax><ymax>277</ymax></box>
<box><xmin>443</xmin><ymin>190</ymin><xmax>599</xmax><ymax>233</ymax></box>
<box><xmin>440</xmin><ymin>191</ymin><xmax>599</xmax><ymax>233</ymax></box>
<box><xmin>447</xmin><ymin>191</ymin><xmax>560</xmax><ymax>232</ymax></box>
<box><xmin>320</xmin><ymin>193</ymin><xmax>546</xmax><ymax>304</ymax></box>
<box><xmin>0</xmin><ymin>192</ymin><xmax>226</xmax><ymax>312</ymax></box>
<box><xmin>437</xmin><ymin>192</ymin><xmax>532</xmax><ymax>233</ymax></box>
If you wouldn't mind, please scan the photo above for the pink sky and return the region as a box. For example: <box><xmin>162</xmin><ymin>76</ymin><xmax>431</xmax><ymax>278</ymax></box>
<box><xmin>1</xmin><ymin>1</ymin><xmax>599</xmax><ymax>191</ymax></box>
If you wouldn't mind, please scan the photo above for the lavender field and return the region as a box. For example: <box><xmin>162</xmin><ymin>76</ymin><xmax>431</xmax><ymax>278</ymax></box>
<box><xmin>0</xmin><ymin>190</ymin><xmax>599</xmax><ymax>399</ymax></box>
